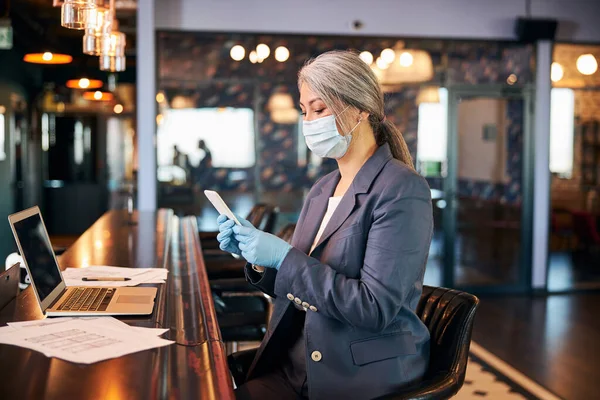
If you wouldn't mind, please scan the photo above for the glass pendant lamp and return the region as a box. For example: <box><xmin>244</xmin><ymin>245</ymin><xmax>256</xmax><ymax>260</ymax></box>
<box><xmin>99</xmin><ymin>21</ymin><xmax>126</xmax><ymax>72</ymax></box>
<box><xmin>61</xmin><ymin>0</ymin><xmax>97</xmax><ymax>30</ymax></box>
<box><xmin>83</xmin><ymin>6</ymin><xmax>112</xmax><ymax>55</ymax></box>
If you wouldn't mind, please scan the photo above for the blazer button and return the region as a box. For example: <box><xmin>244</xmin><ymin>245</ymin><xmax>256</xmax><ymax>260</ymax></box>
<box><xmin>301</xmin><ymin>302</ymin><xmax>309</xmax><ymax>308</ymax></box>
<box><xmin>294</xmin><ymin>297</ymin><xmax>302</xmax><ymax>305</ymax></box>
<box><xmin>311</xmin><ymin>351</ymin><xmax>322</xmax><ymax>362</ymax></box>
<box><xmin>287</xmin><ymin>293</ymin><xmax>294</xmax><ymax>301</ymax></box>
<box><xmin>309</xmin><ymin>305</ymin><xmax>318</xmax><ymax>312</ymax></box>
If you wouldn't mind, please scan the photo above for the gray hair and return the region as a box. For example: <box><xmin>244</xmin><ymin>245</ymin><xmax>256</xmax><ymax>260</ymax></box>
<box><xmin>298</xmin><ymin>50</ymin><xmax>414</xmax><ymax>168</ymax></box>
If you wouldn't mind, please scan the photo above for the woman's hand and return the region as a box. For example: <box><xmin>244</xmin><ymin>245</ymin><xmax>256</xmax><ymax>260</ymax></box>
<box><xmin>216</xmin><ymin>214</ymin><xmax>253</xmax><ymax>255</ymax></box>
<box><xmin>233</xmin><ymin>225</ymin><xmax>292</xmax><ymax>270</ymax></box>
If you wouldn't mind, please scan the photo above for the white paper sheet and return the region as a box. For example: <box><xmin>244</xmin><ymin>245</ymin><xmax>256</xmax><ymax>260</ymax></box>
<box><xmin>8</xmin><ymin>317</ymin><xmax>169</xmax><ymax>337</ymax></box>
<box><xmin>62</xmin><ymin>266</ymin><xmax>168</xmax><ymax>287</ymax></box>
<box><xmin>0</xmin><ymin>319</ymin><xmax>174</xmax><ymax>364</ymax></box>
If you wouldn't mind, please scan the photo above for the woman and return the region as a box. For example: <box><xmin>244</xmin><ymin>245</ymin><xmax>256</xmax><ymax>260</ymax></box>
<box><xmin>217</xmin><ymin>50</ymin><xmax>433</xmax><ymax>400</ymax></box>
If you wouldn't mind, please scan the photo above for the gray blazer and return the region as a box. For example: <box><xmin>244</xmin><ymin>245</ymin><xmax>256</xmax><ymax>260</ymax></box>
<box><xmin>244</xmin><ymin>143</ymin><xmax>433</xmax><ymax>399</ymax></box>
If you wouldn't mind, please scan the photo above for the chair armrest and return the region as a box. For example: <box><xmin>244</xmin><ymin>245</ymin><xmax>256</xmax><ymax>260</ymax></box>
<box><xmin>200</xmin><ymin>231</ymin><xmax>219</xmax><ymax>240</ymax></box>
<box><xmin>211</xmin><ymin>278</ymin><xmax>255</xmax><ymax>293</ymax></box>
<box><xmin>228</xmin><ymin>348</ymin><xmax>258</xmax><ymax>386</ymax></box>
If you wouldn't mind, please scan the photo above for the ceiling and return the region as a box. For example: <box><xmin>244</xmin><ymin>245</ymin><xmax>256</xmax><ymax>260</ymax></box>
<box><xmin>7</xmin><ymin>0</ymin><xmax>137</xmax><ymax>84</ymax></box>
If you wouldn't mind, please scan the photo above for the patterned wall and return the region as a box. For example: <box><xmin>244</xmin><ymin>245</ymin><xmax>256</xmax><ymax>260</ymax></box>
<box><xmin>157</xmin><ymin>32</ymin><xmax>534</xmax><ymax>196</ymax></box>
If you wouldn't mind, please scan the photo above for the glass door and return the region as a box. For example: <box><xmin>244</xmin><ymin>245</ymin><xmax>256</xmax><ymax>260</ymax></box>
<box><xmin>442</xmin><ymin>85</ymin><xmax>534</xmax><ymax>293</ymax></box>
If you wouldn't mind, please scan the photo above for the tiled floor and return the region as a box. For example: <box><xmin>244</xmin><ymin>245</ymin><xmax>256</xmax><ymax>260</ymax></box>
<box><xmin>454</xmin><ymin>358</ymin><xmax>531</xmax><ymax>400</ymax></box>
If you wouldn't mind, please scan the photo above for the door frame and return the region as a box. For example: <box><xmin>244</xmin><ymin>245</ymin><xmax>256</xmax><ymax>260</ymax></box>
<box><xmin>443</xmin><ymin>84</ymin><xmax>535</xmax><ymax>294</ymax></box>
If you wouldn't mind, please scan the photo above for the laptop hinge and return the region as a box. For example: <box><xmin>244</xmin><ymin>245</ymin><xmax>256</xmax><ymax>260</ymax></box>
<box><xmin>46</xmin><ymin>287</ymin><xmax>68</xmax><ymax>311</ymax></box>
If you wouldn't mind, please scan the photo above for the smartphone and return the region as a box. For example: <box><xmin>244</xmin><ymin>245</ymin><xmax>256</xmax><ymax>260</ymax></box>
<box><xmin>204</xmin><ymin>190</ymin><xmax>241</xmax><ymax>226</ymax></box>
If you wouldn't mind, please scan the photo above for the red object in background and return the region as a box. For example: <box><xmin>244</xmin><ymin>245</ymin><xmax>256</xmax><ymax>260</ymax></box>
<box><xmin>571</xmin><ymin>210</ymin><xmax>600</xmax><ymax>249</ymax></box>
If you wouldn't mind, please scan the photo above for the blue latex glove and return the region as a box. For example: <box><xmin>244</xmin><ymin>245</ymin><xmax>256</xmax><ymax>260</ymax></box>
<box><xmin>216</xmin><ymin>214</ymin><xmax>254</xmax><ymax>255</ymax></box>
<box><xmin>233</xmin><ymin>224</ymin><xmax>292</xmax><ymax>270</ymax></box>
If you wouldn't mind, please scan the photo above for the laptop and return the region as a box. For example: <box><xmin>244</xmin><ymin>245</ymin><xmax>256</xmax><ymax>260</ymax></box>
<box><xmin>8</xmin><ymin>206</ymin><xmax>157</xmax><ymax>317</ymax></box>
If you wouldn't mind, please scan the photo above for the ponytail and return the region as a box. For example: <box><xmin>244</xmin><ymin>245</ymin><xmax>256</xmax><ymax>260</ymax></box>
<box><xmin>372</xmin><ymin>117</ymin><xmax>415</xmax><ymax>170</ymax></box>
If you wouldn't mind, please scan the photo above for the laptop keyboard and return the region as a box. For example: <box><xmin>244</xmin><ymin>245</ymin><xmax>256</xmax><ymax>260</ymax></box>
<box><xmin>57</xmin><ymin>288</ymin><xmax>115</xmax><ymax>312</ymax></box>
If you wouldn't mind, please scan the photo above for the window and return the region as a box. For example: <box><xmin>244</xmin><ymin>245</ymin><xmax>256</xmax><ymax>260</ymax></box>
<box><xmin>417</xmin><ymin>88</ymin><xmax>448</xmax><ymax>175</ymax></box>
<box><xmin>549</xmin><ymin>88</ymin><xmax>575</xmax><ymax>178</ymax></box>
<box><xmin>157</xmin><ymin>107</ymin><xmax>255</xmax><ymax>169</ymax></box>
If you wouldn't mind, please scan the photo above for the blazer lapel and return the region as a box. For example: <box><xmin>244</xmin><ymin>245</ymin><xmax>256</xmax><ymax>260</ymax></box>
<box><xmin>293</xmin><ymin>172</ymin><xmax>339</xmax><ymax>254</ymax></box>
<box><xmin>312</xmin><ymin>143</ymin><xmax>394</xmax><ymax>252</ymax></box>
<box><xmin>312</xmin><ymin>189</ymin><xmax>356</xmax><ymax>251</ymax></box>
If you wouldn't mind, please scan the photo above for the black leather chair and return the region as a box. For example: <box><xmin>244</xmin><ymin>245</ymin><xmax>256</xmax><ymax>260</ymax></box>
<box><xmin>228</xmin><ymin>286</ymin><xmax>479</xmax><ymax>400</ymax></box>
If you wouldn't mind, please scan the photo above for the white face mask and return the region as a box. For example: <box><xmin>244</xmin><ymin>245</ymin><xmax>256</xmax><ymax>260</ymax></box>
<box><xmin>302</xmin><ymin>107</ymin><xmax>362</xmax><ymax>159</ymax></box>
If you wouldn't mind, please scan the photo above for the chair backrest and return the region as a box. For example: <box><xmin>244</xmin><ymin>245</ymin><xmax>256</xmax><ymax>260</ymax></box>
<box><xmin>571</xmin><ymin>210</ymin><xmax>600</xmax><ymax>244</ymax></box>
<box><xmin>416</xmin><ymin>286</ymin><xmax>479</xmax><ymax>385</ymax></box>
<box><xmin>0</xmin><ymin>264</ymin><xmax>20</xmax><ymax>310</ymax></box>
<box><xmin>245</xmin><ymin>204</ymin><xmax>278</xmax><ymax>233</ymax></box>
<box><xmin>277</xmin><ymin>223</ymin><xmax>296</xmax><ymax>244</ymax></box>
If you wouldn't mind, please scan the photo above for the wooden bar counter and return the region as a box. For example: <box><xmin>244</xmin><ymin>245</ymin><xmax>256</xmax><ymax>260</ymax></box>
<box><xmin>0</xmin><ymin>209</ymin><xmax>234</xmax><ymax>400</ymax></box>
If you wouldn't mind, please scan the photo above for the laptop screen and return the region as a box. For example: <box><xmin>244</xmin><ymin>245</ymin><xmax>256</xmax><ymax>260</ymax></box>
<box><xmin>13</xmin><ymin>213</ymin><xmax>62</xmax><ymax>302</ymax></box>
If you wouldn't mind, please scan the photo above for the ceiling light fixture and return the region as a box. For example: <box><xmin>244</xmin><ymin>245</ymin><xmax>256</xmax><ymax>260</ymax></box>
<box><xmin>370</xmin><ymin>42</ymin><xmax>433</xmax><ymax>88</ymax></box>
<box><xmin>381</xmin><ymin>48</ymin><xmax>395</xmax><ymax>64</ymax></box>
<box><xmin>416</xmin><ymin>86</ymin><xmax>441</xmax><ymax>105</ymax></box>
<box><xmin>249</xmin><ymin>50</ymin><xmax>258</xmax><ymax>64</ymax></box>
<box><xmin>83</xmin><ymin>91</ymin><xmax>114</xmax><ymax>101</ymax></box>
<box><xmin>99</xmin><ymin>19</ymin><xmax>126</xmax><ymax>72</ymax></box>
<box><xmin>230</xmin><ymin>45</ymin><xmax>246</xmax><ymax>61</ymax></box>
<box><xmin>376</xmin><ymin>57</ymin><xmax>389</xmax><ymax>70</ymax></box>
<box><xmin>113</xmin><ymin>104</ymin><xmax>124</xmax><ymax>114</ymax></box>
<box><xmin>576</xmin><ymin>54</ymin><xmax>598</xmax><ymax>76</ymax></box>
<box><xmin>551</xmin><ymin>62</ymin><xmax>564</xmax><ymax>83</ymax></box>
<box><xmin>61</xmin><ymin>0</ymin><xmax>97</xmax><ymax>30</ymax></box>
<box><xmin>66</xmin><ymin>78</ymin><xmax>103</xmax><ymax>89</ymax></box>
<box><xmin>256</xmin><ymin>44</ymin><xmax>270</xmax><ymax>61</ymax></box>
<box><xmin>268</xmin><ymin>92</ymin><xmax>299</xmax><ymax>124</ymax></box>
<box><xmin>274</xmin><ymin>46</ymin><xmax>290</xmax><ymax>62</ymax></box>
<box><xmin>359</xmin><ymin>51</ymin><xmax>374</xmax><ymax>65</ymax></box>
<box><xmin>399</xmin><ymin>52</ymin><xmax>414</xmax><ymax>67</ymax></box>
<box><xmin>83</xmin><ymin>6</ymin><xmax>112</xmax><ymax>56</ymax></box>
<box><xmin>23</xmin><ymin>52</ymin><xmax>73</xmax><ymax>65</ymax></box>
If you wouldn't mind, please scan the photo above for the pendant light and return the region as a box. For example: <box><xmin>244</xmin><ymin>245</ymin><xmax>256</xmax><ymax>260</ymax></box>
<box><xmin>83</xmin><ymin>5</ymin><xmax>112</xmax><ymax>55</ymax></box>
<box><xmin>371</xmin><ymin>41</ymin><xmax>434</xmax><ymax>88</ymax></box>
<box><xmin>99</xmin><ymin>18</ymin><xmax>126</xmax><ymax>72</ymax></box>
<box><xmin>61</xmin><ymin>0</ymin><xmax>97</xmax><ymax>30</ymax></box>
<box><xmin>83</xmin><ymin>90</ymin><xmax>114</xmax><ymax>101</ymax></box>
<box><xmin>66</xmin><ymin>78</ymin><xmax>103</xmax><ymax>89</ymax></box>
<box><xmin>268</xmin><ymin>92</ymin><xmax>299</xmax><ymax>124</ymax></box>
<box><xmin>23</xmin><ymin>52</ymin><xmax>73</xmax><ymax>65</ymax></box>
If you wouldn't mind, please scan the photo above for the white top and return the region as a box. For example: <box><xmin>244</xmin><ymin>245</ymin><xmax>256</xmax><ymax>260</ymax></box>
<box><xmin>309</xmin><ymin>196</ymin><xmax>343</xmax><ymax>255</ymax></box>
